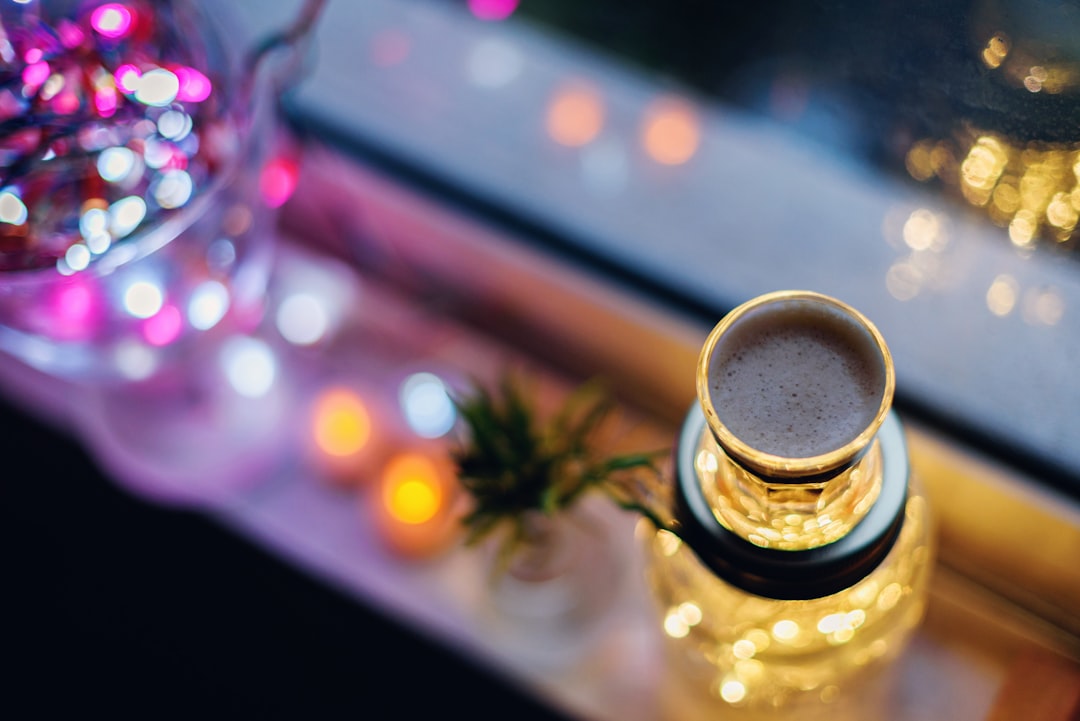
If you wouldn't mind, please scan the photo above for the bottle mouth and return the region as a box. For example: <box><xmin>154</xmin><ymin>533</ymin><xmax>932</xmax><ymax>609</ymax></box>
<box><xmin>696</xmin><ymin>290</ymin><xmax>895</xmax><ymax>481</ymax></box>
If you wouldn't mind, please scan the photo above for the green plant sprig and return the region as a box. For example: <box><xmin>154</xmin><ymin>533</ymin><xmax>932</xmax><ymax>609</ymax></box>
<box><xmin>449</xmin><ymin>371</ymin><xmax>669</xmax><ymax>566</ymax></box>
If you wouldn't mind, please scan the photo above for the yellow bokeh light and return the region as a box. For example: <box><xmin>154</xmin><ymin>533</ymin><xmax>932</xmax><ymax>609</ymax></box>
<box><xmin>546</xmin><ymin>83</ymin><xmax>604</xmax><ymax>147</ymax></box>
<box><xmin>642</xmin><ymin>98</ymin><xmax>700</xmax><ymax>166</ymax></box>
<box><xmin>678</xmin><ymin>601</ymin><xmax>703</xmax><ymax>626</ymax></box>
<box><xmin>771</xmin><ymin>619</ymin><xmax>799</xmax><ymax>641</ymax></box>
<box><xmin>312</xmin><ymin>387</ymin><xmax>372</xmax><ymax>458</ymax></box>
<box><xmin>664</xmin><ymin>609</ymin><xmax>690</xmax><ymax>638</ymax></box>
<box><xmin>732</xmin><ymin>639</ymin><xmax>756</xmax><ymax>660</ymax></box>
<box><xmin>981</xmin><ymin>33</ymin><xmax>1009</xmax><ymax>69</ymax></box>
<box><xmin>902</xmin><ymin>209</ymin><xmax>941</xmax><ymax>250</ymax></box>
<box><xmin>382</xmin><ymin>453</ymin><xmax>444</xmax><ymax>525</ymax></box>
<box><xmin>719</xmin><ymin>679</ymin><xmax>747</xmax><ymax>704</ymax></box>
<box><xmin>987</xmin><ymin>274</ymin><xmax>1019</xmax><ymax>316</ymax></box>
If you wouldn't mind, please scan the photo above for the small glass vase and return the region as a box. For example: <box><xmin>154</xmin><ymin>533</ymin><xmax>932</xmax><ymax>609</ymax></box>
<box><xmin>476</xmin><ymin>500</ymin><xmax>626</xmax><ymax>669</ymax></box>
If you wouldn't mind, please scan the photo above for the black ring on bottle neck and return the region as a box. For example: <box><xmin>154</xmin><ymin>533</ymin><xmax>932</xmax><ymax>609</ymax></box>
<box><xmin>672</xmin><ymin>404</ymin><xmax>909</xmax><ymax>600</ymax></box>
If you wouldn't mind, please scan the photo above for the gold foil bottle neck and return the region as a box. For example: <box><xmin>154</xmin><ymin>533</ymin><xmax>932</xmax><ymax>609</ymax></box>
<box><xmin>694</xmin><ymin>290</ymin><xmax>896</xmax><ymax>549</ymax></box>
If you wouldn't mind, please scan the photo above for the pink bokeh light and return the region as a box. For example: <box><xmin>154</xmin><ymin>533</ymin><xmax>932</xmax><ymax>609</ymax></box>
<box><xmin>467</xmin><ymin>0</ymin><xmax>519</xmax><ymax>21</ymax></box>
<box><xmin>142</xmin><ymin>304</ymin><xmax>183</xmax><ymax>347</ymax></box>
<box><xmin>45</xmin><ymin>279</ymin><xmax>102</xmax><ymax>341</ymax></box>
<box><xmin>114</xmin><ymin>64</ymin><xmax>141</xmax><ymax>93</ymax></box>
<box><xmin>22</xmin><ymin>60</ymin><xmax>50</xmax><ymax>88</ymax></box>
<box><xmin>95</xmin><ymin>86</ymin><xmax>118</xmax><ymax>117</ymax></box>
<box><xmin>174</xmin><ymin>66</ymin><xmax>212</xmax><ymax>103</ymax></box>
<box><xmin>90</xmin><ymin>4</ymin><xmax>134</xmax><ymax>40</ymax></box>
<box><xmin>259</xmin><ymin>157</ymin><xmax>299</xmax><ymax>209</ymax></box>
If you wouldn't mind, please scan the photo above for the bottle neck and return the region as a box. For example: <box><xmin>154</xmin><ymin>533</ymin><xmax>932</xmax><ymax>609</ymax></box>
<box><xmin>694</xmin><ymin>425</ymin><xmax>884</xmax><ymax>551</ymax></box>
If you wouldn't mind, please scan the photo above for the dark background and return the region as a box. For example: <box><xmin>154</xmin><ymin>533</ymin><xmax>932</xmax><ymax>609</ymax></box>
<box><xmin>0</xmin><ymin>393</ymin><xmax>573</xmax><ymax>720</ymax></box>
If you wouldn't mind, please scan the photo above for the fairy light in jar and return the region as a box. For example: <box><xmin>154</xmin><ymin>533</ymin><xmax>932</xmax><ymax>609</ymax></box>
<box><xmin>0</xmin><ymin>1</ymin><xmax>235</xmax><ymax>273</ymax></box>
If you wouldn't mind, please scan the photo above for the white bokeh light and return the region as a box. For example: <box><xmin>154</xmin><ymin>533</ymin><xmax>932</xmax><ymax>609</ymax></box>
<box><xmin>0</xmin><ymin>190</ymin><xmax>28</xmax><ymax>225</ymax></box>
<box><xmin>400</xmin><ymin>372</ymin><xmax>456</xmax><ymax>438</ymax></box>
<box><xmin>221</xmin><ymin>336</ymin><xmax>276</xmax><ymax>398</ymax></box>
<box><xmin>188</xmin><ymin>280</ymin><xmax>230</xmax><ymax>330</ymax></box>
<box><xmin>134</xmin><ymin>68</ymin><xmax>179</xmax><ymax>106</ymax></box>
<box><xmin>276</xmin><ymin>292</ymin><xmax>329</xmax><ymax>346</ymax></box>
<box><xmin>153</xmin><ymin>169</ymin><xmax>193</xmax><ymax>209</ymax></box>
<box><xmin>123</xmin><ymin>279</ymin><xmax>164</xmax><ymax>318</ymax></box>
<box><xmin>97</xmin><ymin>146</ymin><xmax>136</xmax><ymax>183</ymax></box>
<box><xmin>64</xmin><ymin>243</ymin><xmax>91</xmax><ymax>272</ymax></box>
<box><xmin>109</xmin><ymin>195</ymin><xmax>146</xmax><ymax>238</ymax></box>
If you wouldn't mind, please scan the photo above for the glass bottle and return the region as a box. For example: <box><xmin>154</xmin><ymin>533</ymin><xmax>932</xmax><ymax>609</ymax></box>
<box><xmin>638</xmin><ymin>290</ymin><xmax>934</xmax><ymax>718</ymax></box>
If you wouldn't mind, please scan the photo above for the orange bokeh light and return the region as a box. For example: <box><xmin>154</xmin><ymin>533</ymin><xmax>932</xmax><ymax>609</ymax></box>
<box><xmin>546</xmin><ymin>83</ymin><xmax>604</xmax><ymax>147</ymax></box>
<box><xmin>312</xmin><ymin>387</ymin><xmax>372</xmax><ymax>458</ymax></box>
<box><xmin>372</xmin><ymin>451</ymin><xmax>462</xmax><ymax>560</ymax></box>
<box><xmin>642</xmin><ymin>98</ymin><xmax>700</xmax><ymax>165</ymax></box>
<box><xmin>381</xmin><ymin>453</ymin><xmax>444</xmax><ymax>525</ymax></box>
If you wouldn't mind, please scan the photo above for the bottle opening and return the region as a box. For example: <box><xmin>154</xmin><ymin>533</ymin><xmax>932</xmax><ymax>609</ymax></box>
<box><xmin>697</xmin><ymin>291</ymin><xmax>894</xmax><ymax>478</ymax></box>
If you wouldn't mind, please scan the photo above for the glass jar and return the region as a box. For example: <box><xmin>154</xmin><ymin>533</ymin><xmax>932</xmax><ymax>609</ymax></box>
<box><xmin>0</xmin><ymin>0</ymin><xmax>323</xmax><ymax>505</ymax></box>
<box><xmin>639</xmin><ymin>290</ymin><xmax>934</xmax><ymax>718</ymax></box>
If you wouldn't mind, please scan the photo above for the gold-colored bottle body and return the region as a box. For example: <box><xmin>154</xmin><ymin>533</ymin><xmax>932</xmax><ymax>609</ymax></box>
<box><xmin>640</xmin><ymin>291</ymin><xmax>935</xmax><ymax>715</ymax></box>
<box><xmin>640</xmin><ymin>424</ymin><xmax>933</xmax><ymax>713</ymax></box>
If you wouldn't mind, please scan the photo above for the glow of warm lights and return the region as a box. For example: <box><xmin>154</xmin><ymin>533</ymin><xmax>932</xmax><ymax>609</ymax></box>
<box><xmin>642</xmin><ymin>98</ymin><xmax>700</xmax><ymax>166</ymax></box>
<box><xmin>546</xmin><ymin>83</ymin><xmax>604</xmax><ymax>148</ymax></box>
<box><xmin>986</xmin><ymin>274</ymin><xmax>1018</xmax><ymax>316</ymax></box>
<box><xmin>907</xmin><ymin>131</ymin><xmax>1080</xmax><ymax>249</ymax></box>
<box><xmin>719</xmin><ymin>679</ymin><xmax>747</xmax><ymax>704</ymax></box>
<box><xmin>1023</xmin><ymin>287</ymin><xmax>1065</xmax><ymax>326</ymax></box>
<box><xmin>90</xmin><ymin>4</ymin><xmax>134</xmax><ymax>40</ymax></box>
<box><xmin>312</xmin><ymin>387</ymin><xmax>373</xmax><ymax>459</ymax></box>
<box><xmin>468</xmin><ymin>0</ymin><xmax>519</xmax><ymax>22</ymax></box>
<box><xmin>374</xmin><ymin>452</ymin><xmax>461</xmax><ymax>559</ymax></box>
<box><xmin>981</xmin><ymin>34</ymin><xmax>1009</xmax><ymax>69</ymax></box>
